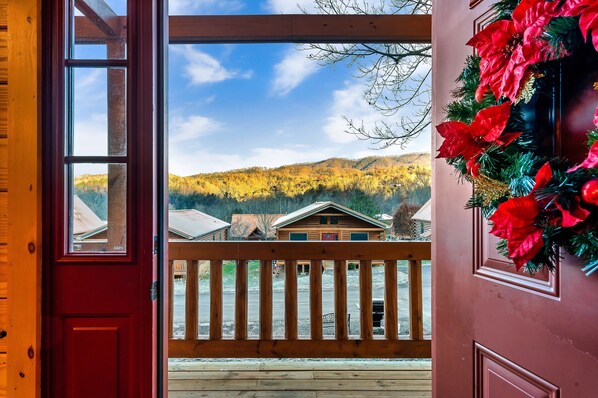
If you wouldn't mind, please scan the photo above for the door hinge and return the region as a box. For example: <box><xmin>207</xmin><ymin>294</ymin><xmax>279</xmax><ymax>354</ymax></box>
<box><xmin>150</xmin><ymin>281</ymin><xmax>158</xmax><ymax>301</ymax></box>
<box><xmin>153</xmin><ymin>235</ymin><xmax>159</xmax><ymax>255</ymax></box>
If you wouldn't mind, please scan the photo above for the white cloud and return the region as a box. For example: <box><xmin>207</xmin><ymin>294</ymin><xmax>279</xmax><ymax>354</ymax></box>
<box><xmin>271</xmin><ymin>48</ymin><xmax>320</xmax><ymax>96</ymax></box>
<box><xmin>169</xmin><ymin>0</ymin><xmax>245</xmax><ymax>15</ymax></box>
<box><xmin>323</xmin><ymin>81</ymin><xmax>381</xmax><ymax>144</ymax></box>
<box><xmin>265</xmin><ymin>0</ymin><xmax>317</xmax><ymax>13</ymax></box>
<box><xmin>73</xmin><ymin>113</ymin><xmax>108</xmax><ymax>156</ymax></box>
<box><xmin>169</xmin><ymin>145</ymin><xmax>338</xmax><ymax>176</ymax></box>
<box><xmin>172</xmin><ymin>45</ymin><xmax>252</xmax><ymax>85</ymax></box>
<box><xmin>170</xmin><ymin>114</ymin><xmax>222</xmax><ymax>143</ymax></box>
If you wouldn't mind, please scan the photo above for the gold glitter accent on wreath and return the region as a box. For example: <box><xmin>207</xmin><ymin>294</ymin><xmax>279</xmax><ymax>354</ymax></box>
<box><xmin>594</xmin><ymin>81</ymin><xmax>598</xmax><ymax>91</ymax></box>
<box><xmin>517</xmin><ymin>74</ymin><xmax>538</xmax><ymax>104</ymax></box>
<box><xmin>473</xmin><ymin>174</ymin><xmax>510</xmax><ymax>206</ymax></box>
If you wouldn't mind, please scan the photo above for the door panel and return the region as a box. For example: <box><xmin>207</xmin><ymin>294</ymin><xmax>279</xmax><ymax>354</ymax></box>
<box><xmin>432</xmin><ymin>0</ymin><xmax>598</xmax><ymax>397</ymax></box>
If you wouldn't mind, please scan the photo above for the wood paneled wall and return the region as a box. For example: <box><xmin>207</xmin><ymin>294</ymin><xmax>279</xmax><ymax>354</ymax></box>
<box><xmin>7</xmin><ymin>0</ymin><xmax>42</xmax><ymax>397</ymax></box>
<box><xmin>0</xmin><ymin>1</ymin><xmax>7</xmax><ymax>394</ymax></box>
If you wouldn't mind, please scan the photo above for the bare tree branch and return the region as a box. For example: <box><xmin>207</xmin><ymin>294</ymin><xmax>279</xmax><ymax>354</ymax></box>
<box><xmin>301</xmin><ymin>0</ymin><xmax>432</xmax><ymax>148</ymax></box>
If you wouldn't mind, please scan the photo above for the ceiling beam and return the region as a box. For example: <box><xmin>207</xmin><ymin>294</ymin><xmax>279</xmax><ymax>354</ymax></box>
<box><xmin>74</xmin><ymin>0</ymin><xmax>121</xmax><ymax>39</ymax></box>
<box><xmin>75</xmin><ymin>14</ymin><xmax>431</xmax><ymax>45</ymax></box>
<box><xmin>169</xmin><ymin>15</ymin><xmax>431</xmax><ymax>44</ymax></box>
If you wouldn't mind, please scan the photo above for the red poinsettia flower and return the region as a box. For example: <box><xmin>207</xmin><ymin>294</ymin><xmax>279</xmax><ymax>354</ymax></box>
<box><xmin>567</xmin><ymin>141</ymin><xmax>598</xmax><ymax>172</ymax></box>
<box><xmin>436</xmin><ymin>102</ymin><xmax>521</xmax><ymax>176</ymax></box>
<box><xmin>489</xmin><ymin>162</ymin><xmax>553</xmax><ymax>270</ymax></box>
<box><xmin>561</xmin><ymin>0</ymin><xmax>598</xmax><ymax>51</ymax></box>
<box><xmin>467</xmin><ymin>0</ymin><xmax>561</xmax><ymax>102</ymax></box>
<box><xmin>555</xmin><ymin>196</ymin><xmax>591</xmax><ymax>228</ymax></box>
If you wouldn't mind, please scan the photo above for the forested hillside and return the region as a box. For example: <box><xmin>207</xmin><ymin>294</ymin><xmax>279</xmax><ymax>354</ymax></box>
<box><xmin>75</xmin><ymin>153</ymin><xmax>431</xmax><ymax>222</ymax></box>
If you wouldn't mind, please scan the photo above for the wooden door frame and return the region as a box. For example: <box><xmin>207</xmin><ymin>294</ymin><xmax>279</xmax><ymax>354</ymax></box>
<box><xmin>8</xmin><ymin>8</ymin><xmax>431</xmax><ymax>397</ymax></box>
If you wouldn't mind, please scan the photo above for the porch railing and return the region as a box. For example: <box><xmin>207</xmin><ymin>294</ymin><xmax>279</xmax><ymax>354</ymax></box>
<box><xmin>168</xmin><ymin>241</ymin><xmax>431</xmax><ymax>358</ymax></box>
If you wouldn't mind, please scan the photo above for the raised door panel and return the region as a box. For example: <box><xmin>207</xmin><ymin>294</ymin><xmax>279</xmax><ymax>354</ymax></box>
<box><xmin>64</xmin><ymin>317</ymin><xmax>131</xmax><ymax>398</ymax></box>
<box><xmin>476</xmin><ymin>344</ymin><xmax>558</xmax><ymax>398</ymax></box>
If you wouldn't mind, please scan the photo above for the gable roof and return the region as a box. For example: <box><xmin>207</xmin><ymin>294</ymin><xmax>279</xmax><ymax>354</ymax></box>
<box><xmin>77</xmin><ymin>208</ymin><xmax>230</xmax><ymax>241</ymax></box>
<box><xmin>230</xmin><ymin>214</ymin><xmax>285</xmax><ymax>239</ymax></box>
<box><xmin>169</xmin><ymin>209</ymin><xmax>230</xmax><ymax>240</ymax></box>
<box><xmin>411</xmin><ymin>199</ymin><xmax>432</xmax><ymax>223</ymax></box>
<box><xmin>73</xmin><ymin>195</ymin><xmax>106</xmax><ymax>236</ymax></box>
<box><xmin>272</xmin><ymin>201</ymin><xmax>388</xmax><ymax>229</ymax></box>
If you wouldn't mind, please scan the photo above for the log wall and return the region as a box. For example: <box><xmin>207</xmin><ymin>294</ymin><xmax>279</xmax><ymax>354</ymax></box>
<box><xmin>0</xmin><ymin>1</ymin><xmax>8</xmax><ymax>394</ymax></box>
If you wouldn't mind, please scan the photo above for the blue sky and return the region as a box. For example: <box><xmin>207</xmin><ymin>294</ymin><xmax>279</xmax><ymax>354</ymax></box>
<box><xmin>72</xmin><ymin>0</ymin><xmax>432</xmax><ymax>176</ymax></box>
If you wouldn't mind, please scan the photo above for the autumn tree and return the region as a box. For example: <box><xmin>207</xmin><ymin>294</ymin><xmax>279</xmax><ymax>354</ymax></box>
<box><xmin>302</xmin><ymin>0</ymin><xmax>432</xmax><ymax>148</ymax></box>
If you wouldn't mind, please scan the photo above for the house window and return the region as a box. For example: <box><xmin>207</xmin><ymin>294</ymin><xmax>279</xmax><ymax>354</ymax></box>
<box><xmin>319</xmin><ymin>216</ymin><xmax>327</xmax><ymax>224</ymax></box>
<box><xmin>330</xmin><ymin>216</ymin><xmax>339</xmax><ymax>224</ymax></box>
<box><xmin>350</xmin><ymin>232</ymin><xmax>369</xmax><ymax>241</ymax></box>
<box><xmin>290</xmin><ymin>233</ymin><xmax>308</xmax><ymax>241</ymax></box>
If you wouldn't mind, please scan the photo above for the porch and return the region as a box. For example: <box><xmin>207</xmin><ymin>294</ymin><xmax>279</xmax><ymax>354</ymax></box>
<box><xmin>168</xmin><ymin>359</ymin><xmax>432</xmax><ymax>397</ymax></box>
<box><xmin>167</xmin><ymin>240</ymin><xmax>431</xmax><ymax>394</ymax></box>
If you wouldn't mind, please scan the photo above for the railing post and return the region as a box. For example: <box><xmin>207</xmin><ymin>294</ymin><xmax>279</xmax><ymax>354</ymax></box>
<box><xmin>409</xmin><ymin>259</ymin><xmax>424</xmax><ymax>340</ymax></box>
<box><xmin>334</xmin><ymin>260</ymin><xmax>348</xmax><ymax>340</ymax></box>
<box><xmin>185</xmin><ymin>260</ymin><xmax>199</xmax><ymax>339</ymax></box>
<box><xmin>210</xmin><ymin>260</ymin><xmax>223</xmax><ymax>340</ymax></box>
<box><xmin>235</xmin><ymin>260</ymin><xmax>248</xmax><ymax>340</ymax></box>
<box><xmin>285</xmin><ymin>260</ymin><xmax>298</xmax><ymax>340</ymax></box>
<box><xmin>310</xmin><ymin>260</ymin><xmax>323</xmax><ymax>340</ymax></box>
<box><xmin>259</xmin><ymin>260</ymin><xmax>273</xmax><ymax>340</ymax></box>
<box><xmin>359</xmin><ymin>260</ymin><xmax>373</xmax><ymax>340</ymax></box>
<box><xmin>384</xmin><ymin>260</ymin><xmax>398</xmax><ymax>340</ymax></box>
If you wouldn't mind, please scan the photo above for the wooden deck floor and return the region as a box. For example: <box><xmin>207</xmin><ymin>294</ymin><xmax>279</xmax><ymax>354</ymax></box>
<box><xmin>168</xmin><ymin>360</ymin><xmax>432</xmax><ymax>398</ymax></box>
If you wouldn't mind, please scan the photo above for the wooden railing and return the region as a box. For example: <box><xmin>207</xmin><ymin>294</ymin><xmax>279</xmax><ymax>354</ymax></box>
<box><xmin>168</xmin><ymin>241</ymin><xmax>431</xmax><ymax>358</ymax></box>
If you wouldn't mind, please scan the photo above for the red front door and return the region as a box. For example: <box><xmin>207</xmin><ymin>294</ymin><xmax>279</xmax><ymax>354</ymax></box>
<box><xmin>322</xmin><ymin>232</ymin><xmax>339</xmax><ymax>241</ymax></box>
<box><xmin>44</xmin><ymin>0</ymin><xmax>165</xmax><ymax>396</ymax></box>
<box><xmin>433</xmin><ymin>1</ymin><xmax>598</xmax><ymax>397</ymax></box>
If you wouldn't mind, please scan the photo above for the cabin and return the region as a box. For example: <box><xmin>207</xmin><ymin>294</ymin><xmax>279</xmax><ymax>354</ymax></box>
<box><xmin>411</xmin><ymin>199</ymin><xmax>431</xmax><ymax>240</ymax></box>
<box><xmin>273</xmin><ymin>201</ymin><xmax>388</xmax><ymax>241</ymax></box>
<box><xmin>168</xmin><ymin>209</ymin><xmax>230</xmax><ymax>242</ymax></box>
<box><xmin>229</xmin><ymin>213</ymin><xmax>284</xmax><ymax>240</ymax></box>
<box><xmin>4</xmin><ymin>1</ymin><xmax>597</xmax><ymax>397</ymax></box>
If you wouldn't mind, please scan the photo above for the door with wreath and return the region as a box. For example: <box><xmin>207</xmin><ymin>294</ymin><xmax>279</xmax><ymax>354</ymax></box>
<box><xmin>433</xmin><ymin>0</ymin><xmax>598</xmax><ymax>397</ymax></box>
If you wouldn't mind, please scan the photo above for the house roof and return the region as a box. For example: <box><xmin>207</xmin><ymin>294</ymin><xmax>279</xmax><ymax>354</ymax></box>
<box><xmin>230</xmin><ymin>214</ymin><xmax>285</xmax><ymax>239</ymax></box>
<box><xmin>272</xmin><ymin>201</ymin><xmax>388</xmax><ymax>229</ymax></box>
<box><xmin>411</xmin><ymin>199</ymin><xmax>432</xmax><ymax>223</ymax></box>
<box><xmin>73</xmin><ymin>195</ymin><xmax>106</xmax><ymax>235</ymax></box>
<box><xmin>169</xmin><ymin>209</ymin><xmax>231</xmax><ymax>240</ymax></box>
<box><xmin>77</xmin><ymin>208</ymin><xmax>230</xmax><ymax>241</ymax></box>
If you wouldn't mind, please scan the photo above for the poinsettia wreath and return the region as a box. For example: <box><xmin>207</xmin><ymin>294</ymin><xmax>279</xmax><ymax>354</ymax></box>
<box><xmin>437</xmin><ymin>0</ymin><xmax>598</xmax><ymax>275</ymax></box>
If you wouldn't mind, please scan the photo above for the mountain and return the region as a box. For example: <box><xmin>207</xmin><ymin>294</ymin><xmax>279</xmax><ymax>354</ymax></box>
<box><xmin>75</xmin><ymin>153</ymin><xmax>431</xmax><ymax>222</ymax></box>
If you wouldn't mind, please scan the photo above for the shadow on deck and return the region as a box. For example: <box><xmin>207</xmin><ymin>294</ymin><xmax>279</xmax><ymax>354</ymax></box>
<box><xmin>168</xmin><ymin>359</ymin><xmax>432</xmax><ymax>397</ymax></box>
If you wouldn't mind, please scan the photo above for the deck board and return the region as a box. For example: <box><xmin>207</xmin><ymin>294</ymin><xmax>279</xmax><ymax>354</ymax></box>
<box><xmin>169</xmin><ymin>360</ymin><xmax>431</xmax><ymax>397</ymax></box>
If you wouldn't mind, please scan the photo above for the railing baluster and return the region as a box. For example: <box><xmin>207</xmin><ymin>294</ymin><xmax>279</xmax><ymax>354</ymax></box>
<box><xmin>310</xmin><ymin>260</ymin><xmax>323</xmax><ymax>340</ymax></box>
<box><xmin>409</xmin><ymin>259</ymin><xmax>424</xmax><ymax>340</ymax></box>
<box><xmin>185</xmin><ymin>259</ymin><xmax>199</xmax><ymax>340</ymax></box>
<box><xmin>334</xmin><ymin>260</ymin><xmax>348</xmax><ymax>340</ymax></box>
<box><xmin>285</xmin><ymin>259</ymin><xmax>298</xmax><ymax>340</ymax></box>
<box><xmin>168</xmin><ymin>260</ymin><xmax>174</xmax><ymax>339</ymax></box>
<box><xmin>210</xmin><ymin>260</ymin><xmax>223</xmax><ymax>340</ymax></box>
<box><xmin>359</xmin><ymin>260</ymin><xmax>373</xmax><ymax>340</ymax></box>
<box><xmin>384</xmin><ymin>260</ymin><xmax>398</xmax><ymax>340</ymax></box>
<box><xmin>235</xmin><ymin>260</ymin><xmax>248</xmax><ymax>340</ymax></box>
<box><xmin>259</xmin><ymin>259</ymin><xmax>273</xmax><ymax>340</ymax></box>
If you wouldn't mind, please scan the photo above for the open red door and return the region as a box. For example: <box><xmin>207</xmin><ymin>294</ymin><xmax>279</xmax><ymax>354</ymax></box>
<box><xmin>43</xmin><ymin>0</ymin><xmax>166</xmax><ymax>396</ymax></box>
<box><xmin>433</xmin><ymin>0</ymin><xmax>598</xmax><ymax>397</ymax></box>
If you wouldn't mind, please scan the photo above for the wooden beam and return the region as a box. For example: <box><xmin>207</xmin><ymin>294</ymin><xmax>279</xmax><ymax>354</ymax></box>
<box><xmin>169</xmin><ymin>15</ymin><xmax>431</xmax><ymax>44</ymax></box>
<box><xmin>8</xmin><ymin>0</ymin><xmax>42</xmax><ymax>396</ymax></box>
<box><xmin>74</xmin><ymin>14</ymin><xmax>432</xmax><ymax>44</ymax></box>
<box><xmin>170</xmin><ymin>241</ymin><xmax>431</xmax><ymax>262</ymax></box>
<box><xmin>74</xmin><ymin>0</ymin><xmax>120</xmax><ymax>39</ymax></box>
<box><xmin>169</xmin><ymin>338</ymin><xmax>431</xmax><ymax>358</ymax></box>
